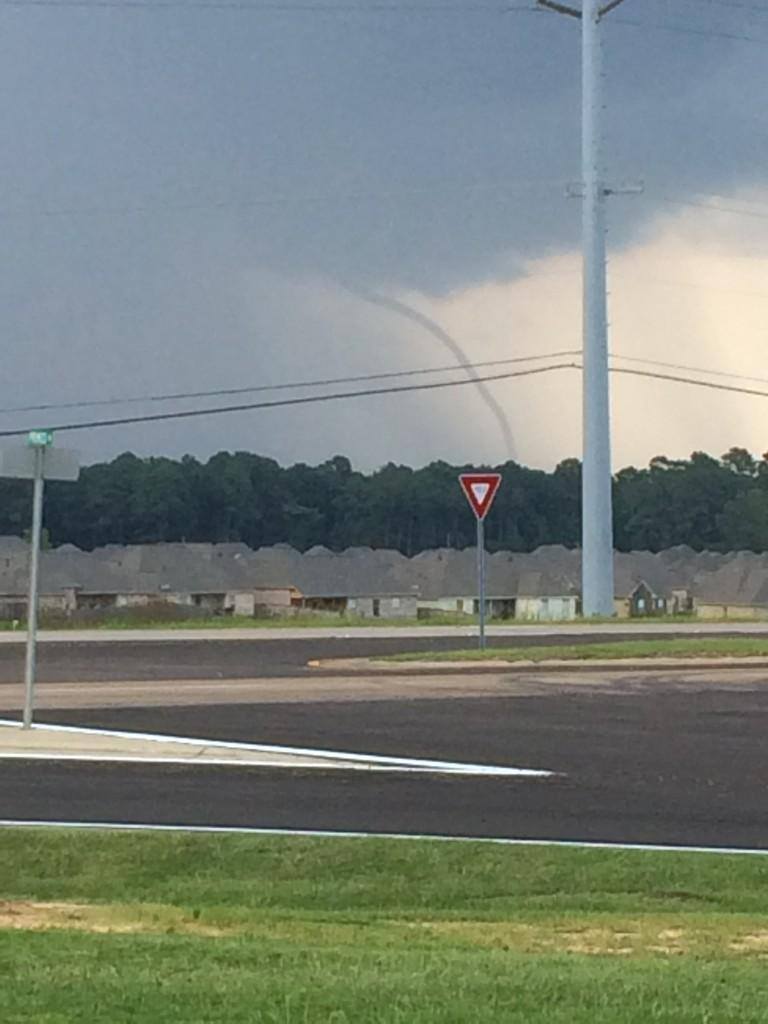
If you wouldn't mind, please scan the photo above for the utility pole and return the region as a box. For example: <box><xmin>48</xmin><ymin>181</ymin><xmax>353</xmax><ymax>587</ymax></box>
<box><xmin>538</xmin><ymin>0</ymin><xmax>627</xmax><ymax>616</ymax></box>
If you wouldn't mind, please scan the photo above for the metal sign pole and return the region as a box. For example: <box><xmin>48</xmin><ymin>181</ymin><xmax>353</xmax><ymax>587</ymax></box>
<box><xmin>459</xmin><ymin>473</ymin><xmax>500</xmax><ymax>650</ymax></box>
<box><xmin>22</xmin><ymin>446</ymin><xmax>45</xmax><ymax>730</ymax></box>
<box><xmin>0</xmin><ymin>431</ymin><xmax>78</xmax><ymax>730</ymax></box>
<box><xmin>477</xmin><ymin>516</ymin><xmax>486</xmax><ymax>650</ymax></box>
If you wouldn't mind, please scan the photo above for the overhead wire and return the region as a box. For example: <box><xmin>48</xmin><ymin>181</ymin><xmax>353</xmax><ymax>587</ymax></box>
<box><xmin>0</xmin><ymin>349</ymin><xmax>582</xmax><ymax>415</ymax></box>
<box><xmin>609</xmin><ymin>365</ymin><xmax>768</xmax><ymax>399</ymax></box>
<box><xmin>0</xmin><ymin>362</ymin><xmax>579</xmax><ymax>437</ymax></box>
<box><xmin>0</xmin><ymin>0</ymin><xmax>764</xmax><ymax>441</ymax></box>
<box><xmin>525</xmin><ymin>261</ymin><xmax>768</xmax><ymax>301</ymax></box>
<box><xmin>611</xmin><ymin>14</ymin><xmax>768</xmax><ymax>45</ymax></box>
<box><xmin>657</xmin><ymin>195</ymin><xmax>768</xmax><ymax>220</ymax></box>
<box><xmin>4</xmin><ymin>349</ymin><xmax>767</xmax><ymax>418</ymax></box>
<box><xmin>674</xmin><ymin>0</ymin><xmax>768</xmax><ymax>14</ymax></box>
<box><xmin>0</xmin><ymin>178</ymin><xmax>562</xmax><ymax>220</ymax></box>
<box><xmin>2</xmin><ymin>182</ymin><xmax>767</xmax><ymax>226</ymax></box>
<box><xmin>0</xmin><ymin>1</ymin><xmax>538</xmax><ymax>10</ymax></box>
<box><xmin>2</xmin><ymin>359</ymin><xmax>768</xmax><ymax>438</ymax></box>
<box><xmin>611</xmin><ymin>354</ymin><xmax>768</xmax><ymax>387</ymax></box>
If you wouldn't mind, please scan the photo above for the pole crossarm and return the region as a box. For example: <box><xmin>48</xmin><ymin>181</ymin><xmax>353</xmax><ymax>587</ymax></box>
<box><xmin>536</xmin><ymin>0</ymin><xmax>581</xmax><ymax>17</ymax></box>
<box><xmin>598</xmin><ymin>0</ymin><xmax>626</xmax><ymax>15</ymax></box>
<box><xmin>536</xmin><ymin>0</ymin><xmax>627</xmax><ymax>18</ymax></box>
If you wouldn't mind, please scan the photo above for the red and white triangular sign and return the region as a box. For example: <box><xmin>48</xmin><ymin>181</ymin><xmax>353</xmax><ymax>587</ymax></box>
<box><xmin>459</xmin><ymin>472</ymin><xmax>502</xmax><ymax>521</ymax></box>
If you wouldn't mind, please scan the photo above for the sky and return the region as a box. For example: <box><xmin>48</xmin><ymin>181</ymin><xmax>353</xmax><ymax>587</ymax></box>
<box><xmin>1</xmin><ymin>0</ymin><xmax>767</xmax><ymax>472</ymax></box>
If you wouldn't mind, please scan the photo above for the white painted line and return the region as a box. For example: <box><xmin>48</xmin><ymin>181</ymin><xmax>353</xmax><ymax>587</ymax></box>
<box><xmin>0</xmin><ymin>717</ymin><xmax>552</xmax><ymax>777</ymax></box>
<box><xmin>0</xmin><ymin>753</ymin><xmax>391</xmax><ymax>771</ymax></box>
<box><xmin>0</xmin><ymin>819</ymin><xmax>766</xmax><ymax>857</ymax></box>
<box><xmin>0</xmin><ymin>751</ymin><xmax>529</xmax><ymax>774</ymax></box>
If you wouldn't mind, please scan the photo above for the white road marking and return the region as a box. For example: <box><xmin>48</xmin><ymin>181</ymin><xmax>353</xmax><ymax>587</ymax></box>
<box><xmin>0</xmin><ymin>717</ymin><xmax>552</xmax><ymax>777</ymax></box>
<box><xmin>0</xmin><ymin>752</ymin><xmax>431</xmax><ymax>771</ymax></box>
<box><xmin>0</xmin><ymin>819</ymin><xmax>765</xmax><ymax>856</ymax></box>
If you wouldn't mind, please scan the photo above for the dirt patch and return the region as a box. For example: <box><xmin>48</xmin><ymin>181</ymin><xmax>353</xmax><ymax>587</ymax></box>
<box><xmin>729</xmin><ymin>931</ymin><xmax>768</xmax><ymax>953</ymax></box>
<box><xmin>0</xmin><ymin>901</ymin><xmax>96</xmax><ymax>931</ymax></box>
<box><xmin>414</xmin><ymin>919</ymin><xmax>768</xmax><ymax>958</ymax></box>
<box><xmin>648</xmin><ymin>927</ymin><xmax>688</xmax><ymax>955</ymax></box>
<box><xmin>418</xmin><ymin>920</ymin><xmax>648</xmax><ymax>956</ymax></box>
<box><xmin>0</xmin><ymin>900</ymin><xmax>226</xmax><ymax>936</ymax></box>
<box><xmin>4</xmin><ymin>902</ymin><xmax>768</xmax><ymax>960</ymax></box>
<box><xmin>418</xmin><ymin>919</ymin><xmax>768</xmax><ymax>959</ymax></box>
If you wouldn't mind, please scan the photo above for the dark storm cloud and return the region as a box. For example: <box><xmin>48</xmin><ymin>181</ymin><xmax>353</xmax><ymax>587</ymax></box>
<box><xmin>0</xmin><ymin>0</ymin><xmax>765</xmax><ymax>466</ymax></box>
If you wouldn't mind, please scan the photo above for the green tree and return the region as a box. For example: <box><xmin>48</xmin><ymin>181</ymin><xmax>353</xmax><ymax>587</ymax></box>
<box><xmin>23</xmin><ymin>445</ymin><xmax>768</xmax><ymax>555</ymax></box>
<box><xmin>718</xmin><ymin>489</ymin><xmax>768</xmax><ymax>551</ymax></box>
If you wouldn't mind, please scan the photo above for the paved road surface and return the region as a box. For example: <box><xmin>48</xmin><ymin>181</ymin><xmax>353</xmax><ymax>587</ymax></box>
<box><xmin>2</xmin><ymin>667</ymin><xmax>766</xmax><ymax>849</ymax></box>
<box><xmin>0</xmin><ymin>630</ymin><xmax>765</xmax><ymax>683</ymax></box>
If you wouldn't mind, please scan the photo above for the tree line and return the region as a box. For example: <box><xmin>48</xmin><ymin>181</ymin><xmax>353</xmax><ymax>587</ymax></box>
<box><xmin>1</xmin><ymin>447</ymin><xmax>767</xmax><ymax>554</ymax></box>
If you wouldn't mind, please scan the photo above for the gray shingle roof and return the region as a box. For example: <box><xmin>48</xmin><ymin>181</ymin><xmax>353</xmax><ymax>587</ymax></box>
<box><xmin>0</xmin><ymin>538</ymin><xmax>766</xmax><ymax>607</ymax></box>
<box><xmin>691</xmin><ymin>552</ymin><xmax>768</xmax><ymax>607</ymax></box>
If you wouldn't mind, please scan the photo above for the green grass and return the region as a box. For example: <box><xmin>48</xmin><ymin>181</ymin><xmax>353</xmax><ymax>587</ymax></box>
<box><xmin>96</xmin><ymin>612</ymin><xmax>480</xmax><ymax>630</ymax></box>
<box><xmin>0</xmin><ymin>612</ymin><xmax>738</xmax><ymax>632</ymax></box>
<box><xmin>2</xmin><ymin>829</ymin><xmax>768</xmax><ymax>1021</ymax></box>
<box><xmin>0</xmin><ymin>612</ymin><xmax>479</xmax><ymax>631</ymax></box>
<box><xmin>384</xmin><ymin>636</ymin><xmax>768</xmax><ymax>663</ymax></box>
<box><xmin>86</xmin><ymin>612</ymin><xmax>702</xmax><ymax>630</ymax></box>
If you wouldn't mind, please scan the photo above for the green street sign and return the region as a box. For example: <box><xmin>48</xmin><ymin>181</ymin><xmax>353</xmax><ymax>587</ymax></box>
<box><xmin>27</xmin><ymin>430</ymin><xmax>54</xmax><ymax>448</ymax></box>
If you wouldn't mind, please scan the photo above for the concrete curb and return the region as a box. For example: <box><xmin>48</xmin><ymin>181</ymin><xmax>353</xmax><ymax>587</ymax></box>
<box><xmin>309</xmin><ymin>656</ymin><xmax>768</xmax><ymax>674</ymax></box>
<box><xmin>1</xmin><ymin>622</ymin><xmax>768</xmax><ymax>644</ymax></box>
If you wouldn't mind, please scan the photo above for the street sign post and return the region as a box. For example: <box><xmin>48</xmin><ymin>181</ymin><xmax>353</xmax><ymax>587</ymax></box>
<box><xmin>459</xmin><ymin>473</ymin><xmax>502</xmax><ymax>649</ymax></box>
<box><xmin>0</xmin><ymin>433</ymin><xmax>80</xmax><ymax>729</ymax></box>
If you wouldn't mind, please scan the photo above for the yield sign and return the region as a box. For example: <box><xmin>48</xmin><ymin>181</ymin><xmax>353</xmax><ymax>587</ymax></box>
<box><xmin>459</xmin><ymin>472</ymin><xmax>502</xmax><ymax>521</ymax></box>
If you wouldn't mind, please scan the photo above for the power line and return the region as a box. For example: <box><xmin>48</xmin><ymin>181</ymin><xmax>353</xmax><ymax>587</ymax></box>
<box><xmin>634</xmin><ymin>185</ymin><xmax>768</xmax><ymax>221</ymax></box>
<box><xmin>0</xmin><ymin>362</ymin><xmax>578</xmax><ymax>437</ymax></box>
<box><xmin>658</xmin><ymin>194</ymin><xmax>768</xmax><ymax>220</ymax></box>
<box><xmin>654</xmin><ymin>185</ymin><xmax>768</xmax><ymax>207</ymax></box>
<box><xmin>0</xmin><ymin>348</ymin><xmax>581</xmax><ymax>415</ymax></box>
<box><xmin>0</xmin><ymin>1</ymin><xmax>537</xmax><ymax>10</ymax></box>
<box><xmin>535</xmin><ymin>262</ymin><xmax>768</xmax><ymax>301</ymax></box>
<box><xmin>1</xmin><ymin>187</ymin><xmax>765</xmax><ymax>232</ymax></box>
<box><xmin>3</xmin><ymin>358</ymin><xmax>768</xmax><ymax>438</ymax></box>
<box><xmin>3</xmin><ymin>176</ymin><xmax>765</xmax><ymax>228</ymax></box>
<box><xmin>0</xmin><ymin>0</ymin><xmax>760</xmax><ymax>39</ymax></box>
<box><xmin>617</xmin><ymin>273</ymin><xmax>768</xmax><ymax>301</ymax></box>
<box><xmin>610</xmin><ymin>365</ymin><xmax>768</xmax><ymax>399</ymax></box>
<box><xmin>611</xmin><ymin>354</ymin><xmax>768</xmax><ymax>387</ymax></box>
<box><xmin>679</xmin><ymin>0</ymin><xmax>768</xmax><ymax>14</ymax></box>
<box><xmin>0</xmin><ymin>179</ymin><xmax>562</xmax><ymax>221</ymax></box>
<box><xmin>612</xmin><ymin>14</ymin><xmax>768</xmax><ymax>44</ymax></box>
<box><xmin>5</xmin><ymin>348</ymin><xmax>766</xmax><ymax>418</ymax></box>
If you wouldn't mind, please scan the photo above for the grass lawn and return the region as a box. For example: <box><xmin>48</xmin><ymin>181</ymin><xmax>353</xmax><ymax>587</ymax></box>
<box><xmin>0</xmin><ymin>612</ymin><xmax>477</xmax><ymax>631</ymax></box>
<box><xmin>0</xmin><ymin>613</ymin><xmax>712</xmax><ymax>631</ymax></box>
<box><xmin>1</xmin><ymin>829</ymin><xmax>768</xmax><ymax>1021</ymax></box>
<box><xmin>384</xmin><ymin>636</ymin><xmax>768</xmax><ymax>663</ymax></box>
<box><xmin>93</xmin><ymin>612</ymin><xmax>477</xmax><ymax>629</ymax></box>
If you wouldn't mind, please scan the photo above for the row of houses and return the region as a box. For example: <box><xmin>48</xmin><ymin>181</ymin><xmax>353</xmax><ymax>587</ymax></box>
<box><xmin>0</xmin><ymin>537</ymin><xmax>767</xmax><ymax>621</ymax></box>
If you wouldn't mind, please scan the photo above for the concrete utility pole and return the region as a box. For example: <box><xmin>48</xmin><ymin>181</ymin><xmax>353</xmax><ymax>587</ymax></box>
<box><xmin>538</xmin><ymin>0</ymin><xmax>627</xmax><ymax>616</ymax></box>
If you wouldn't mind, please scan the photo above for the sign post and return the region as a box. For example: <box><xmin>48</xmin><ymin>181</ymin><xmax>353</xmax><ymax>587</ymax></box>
<box><xmin>22</xmin><ymin>434</ymin><xmax>49</xmax><ymax>729</ymax></box>
<box><xmin>476</xmin><ymin>516</ymin><xmax>487</xmax><ymax>648</ymax></box>
<box><xmin>0</xmin><ymin>433</ymin><xmax>79</xmax><ymax>729</ymax></box>
<box><xmin>459</xmin><ymin>473</ymin><xmax>502</xmax><ymax>649</ymax></box>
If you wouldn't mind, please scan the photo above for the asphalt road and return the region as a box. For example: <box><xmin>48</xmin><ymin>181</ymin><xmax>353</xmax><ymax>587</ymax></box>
<box><xmin>0</xmin><ymin>630</ymin><xmax>763</xmax><ymax>683</ymax></box>
<box><xmin>2</xmin><ymin>668</ymin><xmax>767</xmax><ymax>849</ymax></box>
